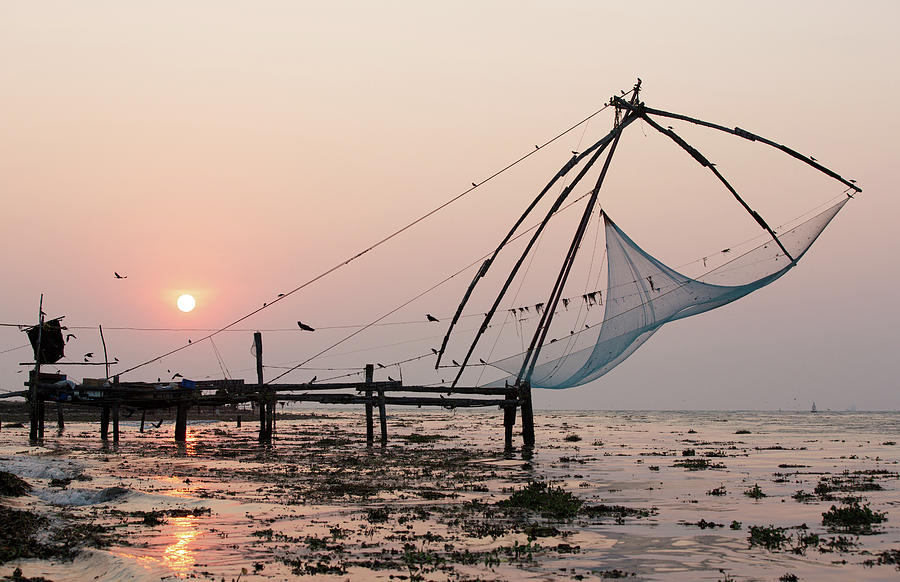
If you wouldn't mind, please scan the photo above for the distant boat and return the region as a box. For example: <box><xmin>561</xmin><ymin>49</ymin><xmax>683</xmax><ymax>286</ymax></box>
<box><xmin>811</xmin><ymin>402</ymin><xmax>818</xmax><ymax>413</ymax></box>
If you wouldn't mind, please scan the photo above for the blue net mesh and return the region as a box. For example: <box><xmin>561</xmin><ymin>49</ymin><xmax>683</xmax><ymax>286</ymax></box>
<box><xmin>487</xmin><ymin>199</ymin><xmax>847</xmax><ymax>389</ymax></box>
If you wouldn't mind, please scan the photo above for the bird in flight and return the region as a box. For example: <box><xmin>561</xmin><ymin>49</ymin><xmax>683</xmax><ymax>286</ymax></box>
<box><xmin>84</xmin><ymin>352</ymin><xmax>94</xmax><ymax>359</ymax></box>
<box><xmin>297</xmin><ymin>321</ymin><xmax>315</xmax><ymax>332</ymax></box>
<box><xmin>114</xmin><ymin>272</ymin><xmax>127</xmax><ymax>279</ymax></box>
<box><xmin>426</xmin><ymin>314</ymin><xmax>439</xmax><ymax>322</ymax></box>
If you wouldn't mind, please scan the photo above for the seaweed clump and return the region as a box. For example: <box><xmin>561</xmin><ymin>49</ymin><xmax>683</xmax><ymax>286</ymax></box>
<box><xmin>822</xmin><ymin>502</ymin><xmax>887</xmax><ymax>534</ymax></box>
<box><xmin>0</xmin><ymin>473</ymin><xmax>30</xmax><ymax>498</ymax></box>
<box><xmin>498</xmin><ymin>481</ymin><xmax>582</xmax><ymax>519</ymax></box>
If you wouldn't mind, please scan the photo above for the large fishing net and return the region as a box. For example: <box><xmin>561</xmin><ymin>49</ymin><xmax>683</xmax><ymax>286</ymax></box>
<box><xmin>487</xmin><ymin>198</ymin><xmax>847</xmax><ymax>389</ymax></box>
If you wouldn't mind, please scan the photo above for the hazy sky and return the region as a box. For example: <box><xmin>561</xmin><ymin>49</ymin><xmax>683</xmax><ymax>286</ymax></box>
<box><xmin>1</xmin><ymin>1</ymin><xmax>897</xmax><ymax>410</ymax></box>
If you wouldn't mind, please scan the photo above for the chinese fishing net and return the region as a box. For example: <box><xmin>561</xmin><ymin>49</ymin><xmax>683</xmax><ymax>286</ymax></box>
<box><xmin>486</xmin><ymin>198</ymin><xmax>847</xmax><ymax>389</ymax></box>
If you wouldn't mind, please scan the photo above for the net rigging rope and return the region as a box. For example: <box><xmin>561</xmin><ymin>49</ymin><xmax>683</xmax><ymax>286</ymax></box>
<box><xmin>113</xmin><ymin>96</ymin><xmax>628</xmax><ymax>379</ymax></box>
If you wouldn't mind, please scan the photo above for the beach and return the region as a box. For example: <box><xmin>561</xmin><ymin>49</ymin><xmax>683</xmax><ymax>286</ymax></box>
<box><xmin>0</xmin><ymin>408</ymin><xmax>897</xmax><ymax>581</ymax></box>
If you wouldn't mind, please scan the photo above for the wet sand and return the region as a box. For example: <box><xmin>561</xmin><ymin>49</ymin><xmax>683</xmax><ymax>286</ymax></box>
<box><xmin>1</xmin><ymin>409</ymin><xmax>897</xmax><ymax>581</ymax></box>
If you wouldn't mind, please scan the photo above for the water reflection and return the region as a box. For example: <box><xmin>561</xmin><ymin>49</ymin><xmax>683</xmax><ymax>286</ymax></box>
<box><xmin>163</xmin><ymin>516</ymin><xmax>199</xmax><ymax>574</ymax></box>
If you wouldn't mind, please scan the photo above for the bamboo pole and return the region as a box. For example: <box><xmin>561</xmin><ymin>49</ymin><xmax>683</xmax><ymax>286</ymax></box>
<box><xmin>365</xmin><ymin>364</ymin><xmax>374</xmax><ymax>447</ymax></box>
<box><xmin>29</xmin><ymin>295</ymin><xmax>44</xmax><ymax>442</ymax></box>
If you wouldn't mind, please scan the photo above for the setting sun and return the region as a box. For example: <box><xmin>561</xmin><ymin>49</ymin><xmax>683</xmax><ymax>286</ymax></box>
<box><xmin>176</xmin><ymin>294</ymin><xmax>196</xmax><ymax>313</ymax></box>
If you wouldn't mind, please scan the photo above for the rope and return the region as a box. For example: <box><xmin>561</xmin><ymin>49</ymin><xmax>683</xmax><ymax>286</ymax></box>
<box><xmin>112</xmin><ymin>99</ymin><xmax>622</xmax><ymax>379</ymax></box>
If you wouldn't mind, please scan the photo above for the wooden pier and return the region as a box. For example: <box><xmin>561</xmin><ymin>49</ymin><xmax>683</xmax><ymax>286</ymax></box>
<box><xmin>12</xmin><ymin>313</ymin><xmax>533</xmax><ymax>450</ymax></box>
<box><xmin>8</xmin><ymin>369</ymin><xmax>524</xmax><ymax>448</ymax></box>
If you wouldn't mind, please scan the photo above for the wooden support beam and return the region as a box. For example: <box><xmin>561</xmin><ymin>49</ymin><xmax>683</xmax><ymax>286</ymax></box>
<box><xmin>56</xmin><ymin>402</ymin><xmax>65</xmax><ymax>432</ymax></box>
<box><xmin>139</xmin><ymin>410</ymin><xmax>146</xmax><ymax>433</ymax></box>
<box><xmin>174</xmin><ymin>402</ymin><xmax>188</xmax><ymax>443</ymax></box>
<box><xmin>112</xmin><ymin>404</ymin><xmax>120</xmax><ymax>443</ymax></box>
<box><xmin>378</xmin><ymin>386</ymin><xmax>387</xmax><ymax>447</ymax></box>
<box><xmin>504</xmin><ymin>385</ymin><xmax>516</xmax><ymax>450</ymax></box>
<box><xmin>100</xmin><ymin>405</ymin><xmax>110</xmax><ymax>441</ymax></box>
<box><xmin>265</xmin><ymin>400</ymin><xmax>275</xmax><ymax>442</ymax></box>
<box><xmin>364</xmin><ymin>364</ymin><xmax>374</xmax><ymax>447</ymax></box>
<box><xmin>520</xmin><ymin>382</ymin><xmax>535</xmax><ymax>447</ymax></box>
<box><xmin>37</xmin><ymin>400</ymin><xmax>45</xmax><ymax>440</ymax></box>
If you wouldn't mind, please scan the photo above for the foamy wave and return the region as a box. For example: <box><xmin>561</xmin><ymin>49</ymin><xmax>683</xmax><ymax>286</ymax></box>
<box><xmin>36</xmin><ymin>486</ymin><xmax>132</xmax><ymax>506</ymax></box>
<box><xmin>0</xmin><ymin>455</ymin><xmax>85</xmax><ymax>481</ymax></box>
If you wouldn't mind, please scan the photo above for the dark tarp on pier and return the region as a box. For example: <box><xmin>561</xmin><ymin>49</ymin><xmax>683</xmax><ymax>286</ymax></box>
<box><xmin>26</xmin><ymin>318</ymin><xmax>66</xmax><ymax>364</ymax></box>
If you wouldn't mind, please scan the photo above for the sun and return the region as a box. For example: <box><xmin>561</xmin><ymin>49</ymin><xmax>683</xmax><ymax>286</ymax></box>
<box><xmin>176</xmin><ymin>294</ymin><xmax>196</xmax><ymax>313</ymax></box>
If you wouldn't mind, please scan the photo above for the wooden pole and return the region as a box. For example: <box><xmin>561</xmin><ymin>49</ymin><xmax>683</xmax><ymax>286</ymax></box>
<box><xmin>503</xmin><ymin>385</ymin><xmax>516</xmax><ymax>450</ymax></box>
<box><xmin>100</xmin><ymin>406</ymin><xmax>110</xmax><ymax>441</ymax></box>
<box><xmin>29</xmin><ymin>295</ymin><xmax>44</xmax><ymax>442</ymax></box>
<box><xmin>254</xmin><ymin>332</ymin><xmax>269</xmax><ymax>443</ymax></box>
<box><xmin>37</xmin><ymin>400</ymin><xmax>45</xmax><ymax>440</ymax></box>
<box><xmin>175</xmin><ymin>402</ymin><xmax>188</xmax><ymax>443</ymax></box>
<box><xmin>519</xmin><ymin>381</ymin><xmax>534</xmax><ymax>447</ymax></box>
<box><xmin>139</xmin><ymin>410</ymin><xmax>146</xmax><ymax>433</ymax></box>
<box><xmin>378</xmin><ymin>386</ymin><xmax>387</xmax><ymax>447</ymax></box>
<box><xmin>99</xmin><ymin>325</ymin><xmax>110</xmax><ymax>379</ymax></box>
<box><xmin>56</xmin><ymin>401</ymin><xmax>65</xmax><ymax>432</ymax></box>
<box><xmin>364</xmin><ymin>364</ymin><xmax>374</xmax><ymax>447</ymax></box>
<box><xmin>112</xmin><ymin>404</ymin><xmax>120</xmax><ymax>443</ymax></box>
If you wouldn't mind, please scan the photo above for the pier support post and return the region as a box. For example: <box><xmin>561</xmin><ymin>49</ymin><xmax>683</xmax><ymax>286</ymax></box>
<box><xmin>37</xmin><ymin>400</ymin><xmax>45</xmax><ymax>440</ymax></box>
<box><xmin>503</xmin><ymin>385</ymin><xmax>517</xmax><ymax>450</ymax></box>
<box><xmin>253</xmin><ymin>332</ymin><xmax>271</xmax><ymax>444</ymax></box>
<box><xmin>519</xmin><ymin>381</ymin><xmax>535</xmax><ymax>447</ymax></box>
<box><xmin>378</xmin><ymin>386</ymin><xmax>387</xmax><ymax>448</ymax></box>
<box><xmin>175</xmin><ymin>402</ymin><xmax>188</xmax><ymax>443</ymax></box>
<box><xmin>265</xmin><ymin>400</ymin><xmax>274</xmax><ymax>442</ymax></box>
<box><xmin>100</xmin><ymin>405</ymin><xmax>110</xmax><ymax>441</ymax></box>
<box><xmin>364</xmin><ymin>364</ymin><xmax>374</xmax><ymax>447</ymax></box>
<box><xmin>112</xmin><ymin>404</ymin><xmax>120</xmax><ymax>443</ymax></box>
<box><xmin>139</xmin><ymin>411</ymin><xmax>146</xmax><ymax>433</ymax></box>
<box><xmin>56</xmin><ymin>402</ymin><xmax>65</xmax><ymax>433</ymax></box>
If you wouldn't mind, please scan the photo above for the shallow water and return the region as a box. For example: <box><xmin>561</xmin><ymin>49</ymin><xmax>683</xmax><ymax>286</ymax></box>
<box><xmin>1</xmin><ymin>409</ymin><xmax>898</xmax><ymax>581</ymax></box>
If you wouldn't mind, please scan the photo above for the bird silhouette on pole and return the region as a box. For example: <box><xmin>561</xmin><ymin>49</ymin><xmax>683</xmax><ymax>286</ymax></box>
<box><xmin>426</xmin><ymin>314</ymin><xmax>439</xmax><ymax>322</ymax></box>
<box><xmin>297</xmin><ymin>321</ymin><xmax>315</xmax><ymax>332</ymax></box>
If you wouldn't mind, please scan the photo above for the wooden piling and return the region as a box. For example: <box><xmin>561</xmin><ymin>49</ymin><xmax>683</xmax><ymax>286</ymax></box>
<box><xmin>254</xmin><ymin>332</ymin><xmax>270</xmax><ymax>443</ymax></box>
<box><xmin>112</xmin><ymin>404</ymin><xmax>120</xmax><ymax>443</ymax></box>
<box><xmin>29</xmin><ymin>295</ymin><xmax>44</xmax><ymax>443</ymax></box>
<box><xmin>100</xmin><ymin>405</ymin><xmax>110</xmax><ymax>441</ymax></box>
<box><xmin>37</xmin><ymin>400</ymin><xmax>45</xmax><ymax>439</ymax></box>
<box><xmin>520</xmin><ymin>381</ymin><xmax>535</xmax><ymax>447</ymax></box>
<box><xmin>236</xmin><ymin>415</ymin><xmax>241</xmax><ymax>428</ymax></box>
<box><xmin>56</xmin><ymin>402</ymin><xmax>65</xmax><ymax>432</ymax></box>
<box><xmin>174</xmin><ymin>402</ymin><xmax>188</xmax><ymax>442</ymax></box>
<box><xmin>364</xmin><ymin>364</ymin><xmax>374</xmax><ymax>447</ymax></box>
<box><xmin>503</xmin><ymin>385</ymin><xmax>516</xmax><ymax>450</ymax></box>
<box><xmin>378</xmin><ymin>386</ymin><xmax>387</xmax><ymax>447</ymax></box>
<box><xmin>265</xmin><ymin>400</ymin><xmax>274</xmax><ymax>441</ymax></box>
<box><xmin>139</xmin><ymin>410</ymin><xmax>146</xmax><ymax>433</ymax></box>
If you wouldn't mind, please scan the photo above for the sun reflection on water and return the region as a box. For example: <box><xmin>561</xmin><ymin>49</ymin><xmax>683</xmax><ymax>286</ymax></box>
<box><xmin>163</xmin><ymin>516</ymin><xmax>200</xmax><ymax>575</ymax></box>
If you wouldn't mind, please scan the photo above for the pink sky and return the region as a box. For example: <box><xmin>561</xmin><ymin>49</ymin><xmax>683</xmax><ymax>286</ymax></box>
<box><xmin>1</xmin><ymin>1</ymin><xmax>897</xmax><ymax>409</ymax></box>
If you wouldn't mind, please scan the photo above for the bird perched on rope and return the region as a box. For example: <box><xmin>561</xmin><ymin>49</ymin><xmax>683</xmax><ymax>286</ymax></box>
<box><xmin>297</xmin><ymin>321</ymin><xmax>315</xmax><ymax>332</ymax></box>
<box><xmin>426</xmin><ymin>314</ymin><xmax>439</xmax><ymax>322</ymax></box>
<box><xmin>114</xmin><ymin>272</ymin><xmax>127</xmax><ymax>279</ymax></box>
